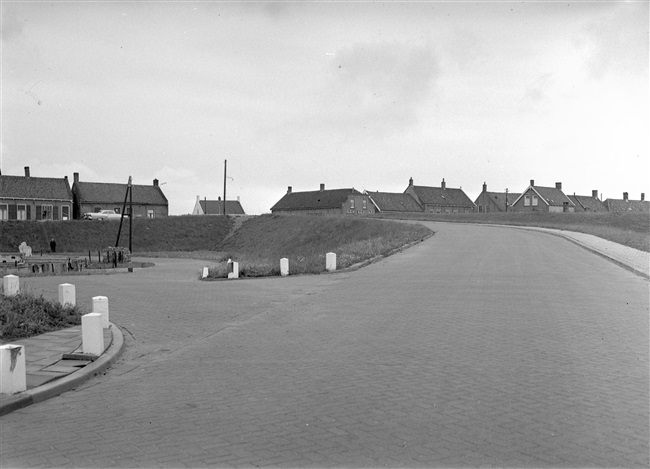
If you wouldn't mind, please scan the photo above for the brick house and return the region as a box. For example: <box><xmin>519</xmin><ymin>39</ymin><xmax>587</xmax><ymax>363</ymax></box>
<box><xmin>72</xmin><ymin>173</ymin><xmax>168</xmax><ymax>219</ymax></box>
<box><xmin>567</xmin><ymin>190</ymin><xmax>607</xmax><ymax>212</ymax></box>
<box><xmin>510</xmin><ymin>180</ymin><xmax>575</xmax><ymax>213</ymax></box>
<box><xmin>192</xmin><ymin>196</ymin><xmax>246</xmax><ymax>215</ymax></box>
<box><xmin>0</xmin><ymin>166</ymin><xmax>73</xmax><ymax>221</ymax></box>
<box><xmin>604</xmin><ymin>193</ymin><xmax>649</xmax><ymax>212</ymax></box>
<box><xmin>270</xmin><ymin>184</ymin><xmax>373</xmax><ymax>215</ymax></box>
<box><xmin>366</xmin><ymin>191</ymin><xmax>423</xmax><ymax>213</ymax></box>
<box><xmin>404</xmin><ymin>178</ymin><xmax>475</xmax><ymax>213</ymax></box>
<box><xmin>474</xmin><ymin>182</ymin><xmax>520</xmax><ymax>213</ymax></box>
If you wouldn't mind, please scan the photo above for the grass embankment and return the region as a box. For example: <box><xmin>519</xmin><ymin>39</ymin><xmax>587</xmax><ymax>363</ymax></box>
<box><xmin>206</xmin><ymin>214</ymin><xmax>433</xmax><ymax>278</ymax></box>
<box><xmin>372</xmin><ymin>211</ymin><xmax>650</xmax><ymax>252</ymax></box>
<box><xmin>0</xmin><ymin>215</ymin><xmax>234</xmax><ymax>253</ymax></box>
<box><xmin>0</xmin><ymin>290</ymin><xmax>85</xmax><ymax>342</ymax></box>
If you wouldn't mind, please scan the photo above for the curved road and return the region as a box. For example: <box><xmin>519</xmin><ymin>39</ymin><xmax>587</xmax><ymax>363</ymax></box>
<box><xmin>2</xmin><ymin>222</ymin><xmax>648</xmax><ymax>468</ymax></box>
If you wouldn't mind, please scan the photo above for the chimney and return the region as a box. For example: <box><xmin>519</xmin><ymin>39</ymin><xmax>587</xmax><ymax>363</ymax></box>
<box><xmin>555</xmin><ymin>182</ymin><xmax>562</xmax><ymax>190</ymax></box>
<box><xmin>153</xmin><ymin>179</ymin><xmax>159</xmax><ymax>187</ymax></box>
<box><xmin>441</xmin><ymin>178</ymin><xmax>446</xmax><ymax>190</ymax></box>
<box><xmin>320</xmin><ymin>183</ymin><xmax>325</xmax><ymax>191</ymax></box>
<box><xmin>530</xmin><ymin>179</ymin><xmax>535</xmax><ymax>186</ymax></box>
<box><xmin>483</xmin><ymin>182</ymin><xmax>487</xmax><ymax>193</ymax></box>
<box><xmin>74</xmin><ymin>172</ymin><xmax>79</xmax><ymax>184</ymax></box>
<box><xmin>409</xmin><ymin>177</ymin><xmax>413</xmax><ymax>187</ymax></box>
<box><xmin>287</xmin><ymin>186</ymin><xmax>292</xmax><ymax>194</ymax></box>
<box><xmin>592</xmin><ymin>190</ymin><xmax>598</xmax><ymax>199</ymax></box>
<box><xmin>642</xmin><ymin>193</ymin><xmax>645</xmax><ymax>201</ymax></box>
<box><xmin>24</xmin><ymin>166</ymin><xmax>30</xmax><ymax>177</ymax></box>
<box><xmin>623</xmin><ymin>192</ymin><xmax>628</xmax><ymax>201</ymax></box>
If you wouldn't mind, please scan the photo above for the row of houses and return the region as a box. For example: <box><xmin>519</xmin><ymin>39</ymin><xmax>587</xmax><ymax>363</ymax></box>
<box><xmin>0</xmin><ymin>167</ymin><xmax>247</xmax><ymax>221</ymax></box>
<box><xmin>270</xmin><ymin>178</ymin><xmax>649</xmax><ymax>215</ymax></box>
<box><xmin>0</xmin><ymin>167</ymin><xmax>169</xmax><ymax>221</ymax></box>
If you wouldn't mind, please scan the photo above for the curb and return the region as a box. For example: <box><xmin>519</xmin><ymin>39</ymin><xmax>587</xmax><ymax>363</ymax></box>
<box><xmin>0</xmin><ymin>323</ymin><xmax>125</xmax><ymax>417</ymax></box>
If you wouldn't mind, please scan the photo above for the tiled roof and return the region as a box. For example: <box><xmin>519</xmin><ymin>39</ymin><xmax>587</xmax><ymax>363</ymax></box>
<box><xmin>533</xmin><ymin>186</ymin><xmax>574</xmax><ymax>207</ymax></box>
<box><xmin>367</xmin><ymin>192</ymin><xmax>423</xmax><ymax>212</ymax></box>
<box><xmin>568</xmin><ymin>195</ymin><xmax>607</xmax><ymax>212</ymax></box>
<box><xmin>480</xmin><ymin>192</ymin><xmax>521</xmax><ymax>212</ymax></box>
<box><xmin>604</xmin><ymin>198</ymin><xmax>650</xmax><ymax>212</ymax></box>
<box><xmin>408</xmin><ymin>185</ymin><xmax>475</xmax><ymax>208</ymax></box>
<box><xmin>271</xmin><ymin>188</ymin><xmax>361</xmax><ymax>211</ymax></box>
<box><xmin>199</xmin><ymin>200</ymin><xmax>245</xmax><ymax>215</ymax></box>
<box><xmin>74</xmin><ymin>182</ymin><xmax>168</xmax><ymax>206</ymax></box>
<box><xmin>0</xmin><ymin>175</ymin><xmax>72</xmax><ymax>201</ymax></box>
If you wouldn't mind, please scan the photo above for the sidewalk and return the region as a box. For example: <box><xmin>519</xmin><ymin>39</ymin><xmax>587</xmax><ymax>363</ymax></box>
<box><xmin>0</xmin><ymin>227</ymin><xmax>646</xmax><ymax>417</ymax></box>
<box><xmin>0</xmin><ymin>323</ymin><xmax>124</xmax><ymax>416</ymax></box>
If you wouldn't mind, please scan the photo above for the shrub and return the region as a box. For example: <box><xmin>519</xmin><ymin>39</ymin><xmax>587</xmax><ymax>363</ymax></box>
<box><xmin>0</xmin><ymin>291</ymin><xmax>85</xmax><ymax>341</ymax></box>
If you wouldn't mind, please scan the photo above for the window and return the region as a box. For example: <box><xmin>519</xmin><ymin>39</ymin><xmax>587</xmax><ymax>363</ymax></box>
<box><xmin>350</xmin><ymin>199</ymin><xmax>355</xmax><ymax>209</ymax></box>
<box><xmin>486</xmin><ymin>205</ymin><xmax>490</xmax><ymax>213</ymax></box>
<box><xmin>17</xmin><ymin>205</ymin><xmax>27</xmax><ymax>220</ymax></box>
<box><xmin>532</xmin><ymin>195</ymin><xmax>538</xmax><ymax>206</ymax></box>
<box><xmin>0</xmin><ymin>204</ymin><xmax>7</xmax><ymax>221</ymax></box>
<box><xmin>147</xmin><ymin>209</ymin><xmax>155</xmax><ymax>218</ymax></box>
<box><xmin>114</xmin><ymin>207</ymin><xmax>121</xmax><ymax>214</ymax></box>
<box><xmin>524</xmin><ymin>195</ymin><xmax>530</xmax><ymax>206</ymax></box>
<box><xmin>362</xmin><ymin>199</ymin><xmax>367</xmax><ymax>210</ymax></box>
<box><xmin>42</xmin><ymin>205</ymin><xmax>53</xmax><ymax>220</ymax></box>
<box><xmin>478</xmin><ymin>205</ymin><xmax>483</xmax><ymax>213</ymax></box>
<box><xmin>61</xmin><ymin>205</ymin><xmax>70</xmax><ymax>221</ymax></box>
<box><xmin>94</xmin><ymin>206</ymin><xmax>101</xmax><ymax>213</ymax></box>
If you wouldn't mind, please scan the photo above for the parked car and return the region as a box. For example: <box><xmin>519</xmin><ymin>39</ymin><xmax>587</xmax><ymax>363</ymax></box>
<box><xmin>83</xmin><ymin>210</ymin><xmax>122</xmax><ymax>220</ymax></box>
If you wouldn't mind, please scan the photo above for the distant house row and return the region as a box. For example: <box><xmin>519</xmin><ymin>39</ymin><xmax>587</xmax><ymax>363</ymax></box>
<box><xmin>0</xmin><ymin>167</ymin><xmax>168</xmax><ymax>221</ymax></box>
<box><xmin>271</xmin><ymin>178</ymin><xmax>649</xmax><ymax>215</ymax></box>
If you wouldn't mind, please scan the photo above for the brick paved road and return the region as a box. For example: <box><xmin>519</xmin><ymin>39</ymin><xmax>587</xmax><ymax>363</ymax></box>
<box><xmin>1</xmin><ymin>223</ymin><xmax>648</xmax><ymax>468</ymax></box>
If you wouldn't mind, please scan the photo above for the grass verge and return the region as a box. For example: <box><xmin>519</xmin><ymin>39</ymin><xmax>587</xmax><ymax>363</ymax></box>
<box><xmin>0</xmin><ymin>290</ymin><xmax>86</xmax><ymax>342</ymax></box>
<box><xmin>204</xmin><ymin>214</ymin><xmax>433</xmax><ymax>278</ymax></box>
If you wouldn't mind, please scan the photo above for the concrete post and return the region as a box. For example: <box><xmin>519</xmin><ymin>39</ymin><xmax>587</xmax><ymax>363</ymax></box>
<box><xmin>202</xmin><ymin>267</ymin><xmax>209</xmax><ymax>279</ymax></box>
<box><xmin>228</xmin><ymin>262</ymin><xmax>239</xmax><ymax>279</ymax></box>
<box><xmin>0</xmin><ymin>344</ymin><xmax>26</xmax><ymax>395</ymax></box>
<box><xmin>92</xmin><ymin>296</ymin><xmax>109</xmax><ymax>328</ymax></box>
<box><xmin>82</xmin><ymin>313</ymin><xmax>104</xmax><ymax>356</ymax></box>
<box><xmin>3</xmin><ymin>275</ymin><xmax>19</xmax><ymax>297</ymax></box>
<box><xmin>58</xmin><ymin>283</ymin><xmax>76</xmax><ymax>307</ymax></box>
<box><xmin>280</xmin><ymin>258</ymin><xmax>289</xmax><ymax>276</ymax></box>
<box><xmin>326</xmin><ymin>252</ymin><xmax>337</xmax><ymax>272</ymax></box>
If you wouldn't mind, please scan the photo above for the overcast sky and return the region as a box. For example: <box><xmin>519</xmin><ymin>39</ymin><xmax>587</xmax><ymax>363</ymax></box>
<box><xmin>2</xmin><ymin>1</ymin><xmax>648</xmax><ymax>214</ymax></box>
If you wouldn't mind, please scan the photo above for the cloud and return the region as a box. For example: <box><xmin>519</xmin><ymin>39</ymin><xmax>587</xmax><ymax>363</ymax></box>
<box><xmin>580</xmin><ymin>3</ymin><xmax>648</xmax><ymax>80</ymax></box>
<box><xmin>0</xmin><ymin>4</ymin><xmax>26</xmax><ymax>42</ymax></box>
<box><xmin>312</xmin><ymin>42</ymin><xmax>440</xmax><ymax>138</ymax></box>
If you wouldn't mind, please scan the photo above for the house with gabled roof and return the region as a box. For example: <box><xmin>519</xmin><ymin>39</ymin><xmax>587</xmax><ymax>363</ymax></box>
<box><xmin>474</xmin><ymin>182</ymin><xmax>520</xmax><ymax>213</ymax></box>
<box><xmin>192</xmin><ymin>196</ymin><xmax>246</xmax><ymax>215</ymax></box>
<box><xmin>366</xmin><ymin>191</ymin><xmax>423</xmax><ymax>213</ymax></box>
<box><xmin>404</xmin><ymin>178</ymin><xmax>475</xmax><ymax>213</ymax></box>
<box><xmin>567</xmin><ymin>190</ymin><xmax>607</xmax><ymax>212</ymax></box>
<box><xmin>604</xmin><ymin>192</ymin><xmax>649</xmax><ymax>212</ymax></box>
<box><xmin>72</xmin><ymin>172</ymin><xmax>168</xmax><ymax>219</ymax></box>
<box><xmin>270</xmin><ymin>184</ymin><xmax>373</xmax><ymax>215</ymax></box>
<box><xmin>0</xmin><ymin>166</ymin><xmax>73</xmax><ymax>221</ymax></box>
<box><xmin>511</xmin><ymin>180</ymin><xmax>575</xmax><ymax>212</ymax></box>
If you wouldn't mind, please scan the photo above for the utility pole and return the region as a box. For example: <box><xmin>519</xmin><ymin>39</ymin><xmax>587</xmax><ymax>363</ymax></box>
<box><xmin>505</xmin><ymin>188</ymin><xmax>509</xmax><ymax>212</ymax></box>
<box><xmin>223</xmin><ymin>159</ymin><xmax>227</xmax><ymax>216</ymax></box>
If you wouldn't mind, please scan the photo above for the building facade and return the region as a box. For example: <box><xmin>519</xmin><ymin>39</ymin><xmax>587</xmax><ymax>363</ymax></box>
<box><xmin>72</xmin><ymin>173</ymin><xmax>168</xmax><ymax>219</ymax></box>
<box><xmin>0</xmin><ymin>167</ymin><xmax>73</xmax><ymax>221</ymax></box>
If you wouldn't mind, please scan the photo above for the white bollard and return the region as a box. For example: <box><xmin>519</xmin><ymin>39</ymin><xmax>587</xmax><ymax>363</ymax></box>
<box><xmin>3</xmin><ymin>275</ymin><xmax>19</xmax><ymax>297</ymax></box>
<box><xmin>82</xmin><ymin>313</ymin><xmax>104</xmax><ymax>356</ymax></box>
<box><xmin>202</xmin><ymin>267</ymin><xmax>209</xmax><ymax>279</ymax></box>
<box><xmin>326</xmin><ymin>252</ymin><xmax>337</xmax><ymax>272</ymax></box>
<box><xmin>0</xmin><ymin>344</ymin><xmax>26</xmax><ymax>395</ymax></box>
<box><xmin>228</xmin><ymin>262</ymin><xmax>239</xmax><ymax>279</ymax></box>
<box><xmin>58</xmin><ymin>283</ymin><xmax>76</xmax><ymax>307</ymax></box>
<box><xmin>92</xmin><ymin>296</ymin><xmax>109</xmax><ymax>328</ymax></box>
<box><xmin>280</xmin><ymin>258</ymin><xmax>289</xmax><ymax>277</ymax></box>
